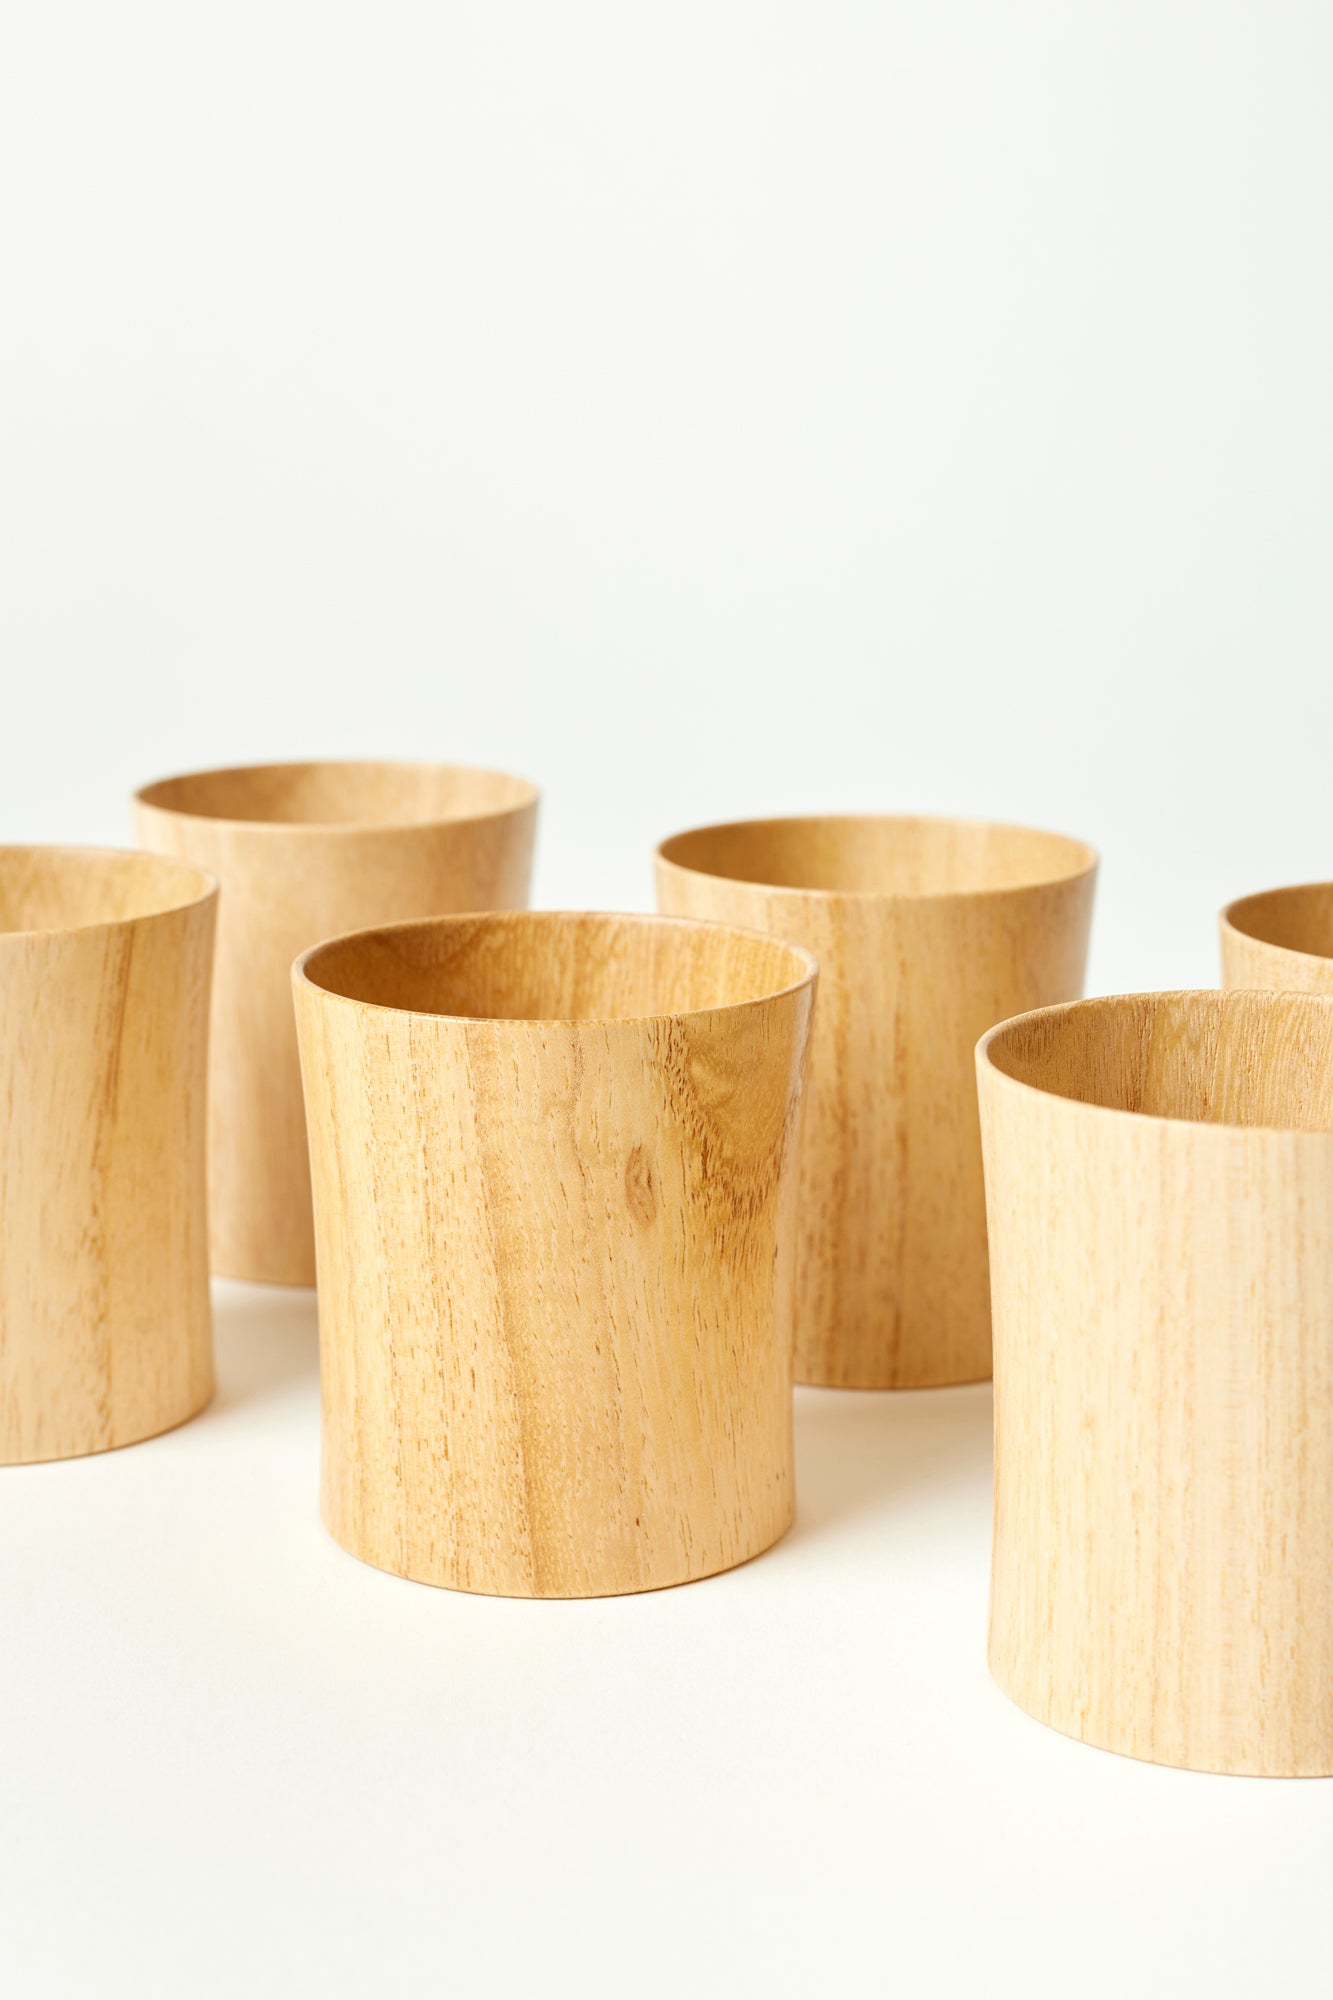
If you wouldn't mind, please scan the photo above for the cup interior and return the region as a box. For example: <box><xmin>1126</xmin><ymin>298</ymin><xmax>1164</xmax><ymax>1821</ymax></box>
<box><xmin>657</xmin><ymin>815</ymin><xmax>1094</xmax><ymax>897</ymax></box>
<box><xmin>982</xmin><ymin>990</ymin><xmax>1333</xmax><ymax>1133</ymax></box>
<box><xmin>1224</xmin><ymin>883</ymin><xmax>1333</xmax><ymax>962</ymax></box>
<box><xmin>136</xmin><ymin>760</ymin><xmax>536</xmax><ymax>828</ymax></box>
<box><xmin>298</xmin><ymin>912</ymin><xmax>815</xmax><ymax>1023</ymax></box>
<box><xmin>0</xmin><ymin>847</ymin><xmax>214</xmax><ymax>936</ymax></box>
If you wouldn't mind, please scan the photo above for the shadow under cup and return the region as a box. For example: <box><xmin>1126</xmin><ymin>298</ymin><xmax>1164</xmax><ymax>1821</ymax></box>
<box><xmin>978</xmin><ymin>988</ymin><xmax>1333</xmax><ymax>1775</ymax></box>
<box><xmin>655</xmin><ymin>815</ymin><xmax>1097</xmax><ymax>1388</ymax></box>
<box><xmin>293</xmin><ymin>910</ymin><xmax>816</xmax><ymax>1598</ymax></box>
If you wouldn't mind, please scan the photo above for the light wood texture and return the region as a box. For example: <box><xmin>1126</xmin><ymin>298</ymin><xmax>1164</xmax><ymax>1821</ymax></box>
<box><xmin>656</xmin><ymin>816</ymin><xmax>1096</xmax><ymax>1388</ymax></box>
<box><xmin>978</xmin><ymin>988</ymin><xmax>1333</xmax><ymax>1776</ymax></box>
<box><xmin>134</xmin><ymin>760</ymin><xmax>538</xmax><ymax>1286</ymax></box>
<box><xmin>293</xmin><ymin>911</ymin><xmax>816</xmax><ymax>1597</ymax></box>
<box><xmin>0</xmin><ymin>846</ymin><xmax>216</xmax><ymax>1464</ymax></box>
<box><xmin>1221</xmin><ymin>881</ymin><xmax>1333</xmax><ymax>995</ymax></box>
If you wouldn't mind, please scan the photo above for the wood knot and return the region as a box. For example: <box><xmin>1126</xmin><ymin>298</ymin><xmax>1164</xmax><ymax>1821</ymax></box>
<box><xmin>624</xmin><ymin>1144</ymin><xmax>656</xmax><ymax>1227</ymax></box>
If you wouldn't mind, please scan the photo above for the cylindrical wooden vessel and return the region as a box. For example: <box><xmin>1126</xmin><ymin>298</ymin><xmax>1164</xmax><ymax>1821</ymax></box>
<box><xmin>0</xmin><ymin>846</ymin><xmax>217</xmax><ymax>1464</ymax></box>
<box><xmin>134</xmin><ymin>760</ymin><xmax>538</xmax><ymax>1286</ymax></box>
<box><xmin>655</xmin><ymin>815</ymin><xmax>1096</xmax><ymax>1388</ymax></box>
<box><xmin>293</xmin><ymin>910</ymin><xmax>816</xmax><ymax>1597</ymax></box>
<box><xmin>1221</xmin><ymin>881</ymin><xmax>1333</xmax><ymax>996</ymax></box>
<box><xmin>978</xmin><ymin>988</ymin><xmax>1333</xmax><ymax>1776</ymax></box>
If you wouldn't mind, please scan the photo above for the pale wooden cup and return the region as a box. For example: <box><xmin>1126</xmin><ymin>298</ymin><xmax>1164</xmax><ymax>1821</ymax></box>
<box><xmin>656</xmin><ymin>815</ymin><xmax>1096</xmax><ymax>1388</ymax></box>
<box><xmin>293</xmin><ymin>910</ymin><xmax>816</xmax><ymax>1597</ymax></box>
<box><xmin>0</xmin><ymin>846</ymin><xmax>217</xmax><ymax>1464</ymax></box>
<box><xmin>978</xmin><ymin>988</ymin><xmax>1333</xmax><ymax>1777</ymax></box>
<box><xmin>134</xmin><ymin>760</ymin><xmax>538</xmax><ymax>1287</ymax></box>
<box><xmin>1221</xmin><ymin>881</ymin><xmax>1333</xmax><ymax>995</ymax></box>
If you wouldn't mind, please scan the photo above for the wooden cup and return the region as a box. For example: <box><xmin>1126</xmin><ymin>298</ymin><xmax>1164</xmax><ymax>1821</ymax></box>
<box><xmin>133</xmin><ymin>760</ymin><xmax>538</xmax><ymax>1286</ymax></box>
<box><xmin>1221</xmin><ymin>881</ymin><xmax>1333</xmax><ymax>996</ymax></box>
<box><xmin>978</xmin><ymin>988</ymin><xmax>1333</xmax><ymax>1776</ymax></box>
<box><xmin>293</xmin><ymin>911</ymin><xmax>816</xmax><ymax>1597</ymax></box>
<box><xmin>655</xmin><ymin>815</ymin><xmax>1096</xmax><ymax>1388</ymax></box>
<box><xmin>0</xmin><ymin>846</ymin><xmax>217</xmax><ymax>1464</ymax></box>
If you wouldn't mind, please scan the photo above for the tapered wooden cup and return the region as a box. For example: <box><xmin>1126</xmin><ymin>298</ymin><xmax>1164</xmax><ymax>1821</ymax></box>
<box><xmin>1221</xmin><ymin>882</ymin><xmax>1333</xmax><ymax>996</ymax></box>
<box><xmin>293</xmin><ymin>911</ymin><xmax>816</xmax><ymax>1597</ymax></box>
<box><xmin>656</xmin><ymin>816</ymin><xmax>1096</xmax><ymax>1388</ymax></box>
<box><xmin>978</xmin><ymin>989</ymin><xmax>1333</xmax><ymax>1776</ymax></box>
<box><xmin>134</xmin><ymin>760</ymin><xmax>538</xmax><ymax>1286</ymax></box>
<box><xmin>0</xmin><ymin>847</ymin><xmax>216</xmax><ymax>1464</ymax></box>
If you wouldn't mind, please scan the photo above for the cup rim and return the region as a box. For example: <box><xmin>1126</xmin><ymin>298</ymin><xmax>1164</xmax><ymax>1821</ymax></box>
<box><xmin>1220</xmin><ymin>881</ymin><xmax>1333</xmax><ymax>968</ymax></box>
<box><xmin>133</xmin><ymin>758</ymin><xmax>540</xmax><ymax>833</ymax></box>
<box><xmin>0</xmin><ymin>844</ymin><xmax>218</xmax><ymax>939</ymax></box>
<box><xmin>293</xmin><ymin>909</ymin><xmax>819</xmax><ymax>1027</ymax></box>
<box><xmin>654</xmin><ymin>812</ymin><xmax>1098</xmax><ymax>902</ymax></box>
<box><xmin>977</xmin><ymin>987</ymin><xmax>1333</xmax><ymax>1137</ymax></box>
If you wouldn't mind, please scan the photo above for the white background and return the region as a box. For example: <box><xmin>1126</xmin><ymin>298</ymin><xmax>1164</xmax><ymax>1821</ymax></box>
<box><xmin>2</xmin><ymin>6</ymin><xmax>1332</xmax><ymax>1994</ymax></box>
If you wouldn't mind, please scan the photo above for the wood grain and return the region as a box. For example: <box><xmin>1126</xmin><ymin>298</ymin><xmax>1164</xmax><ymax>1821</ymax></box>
<box><xmin>293</xmin><ymin>911</ymin><xmax>816</xmax><ymax>1597</ymax></box>
<box><xmin>133</xmin><ymin>759</ymin><xmax>538</xmax><ymax>1286</ymax></box>
<box><xmin>1221</xmin><ymin>881</ymin><xmax>1333</xmax><ymax>995</ymax></box>
<box><xmin>978</xmin><ymin>988</ymin><xmax>1333</xmax><ymax>1776</ymax></box>
<box><xmin>656</xmin><ymin>816</ymin><xmax>1096</xmax><ymax>1388</ymax></box>
<box><xmin>0</xmin><ymin>846</ymin><xmax>216</xmax><ymax>1463</ymax></box>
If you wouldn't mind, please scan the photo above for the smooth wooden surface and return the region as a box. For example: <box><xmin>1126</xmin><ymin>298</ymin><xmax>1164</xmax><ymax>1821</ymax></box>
<box><xmin>294</xmin><ymin>911</ymin><xmax>815</xmax><ymax>1597</ymax></box>
<box><xmin>1221</xmin><ymin>881</ymin><xmax>1333</xmax><ymax>995</ymax></box>
<box><xmin>978</xmin><ymin>988</ymin><xmax>1333</xmax><ymax>1776</ymax></box>
<box><xmin>134</xmin><ymin>759</ymin><xmax>538</xmax><ymax>1286</ymax></box>
<box><xmin>0</xmin><ymin>846</ymin><xmax>216</xmax><ymax>1463</ymax></box>
<box><xmin>656</xmin><ymin>816</ymin><xmax>1096</xmax><ymax>1388</ymax></box>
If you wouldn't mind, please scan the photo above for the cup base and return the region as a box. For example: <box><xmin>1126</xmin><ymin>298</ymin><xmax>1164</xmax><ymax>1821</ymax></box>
<box><xmin>211</xmin><ymin>1247</ymin><xmax>317</xmax><ymax>1289</ymax></box>
<box><xmin>989</xmin><ymin>1657</ymin><xmax>1333</xmax><ymax>1780</ymax></box>
<box><xmin>0</xmin><ymin>1378</ymin><xmax>215</xmax><ymax>1468</ymax></box>
<box><xmin>320</xmin><ymin>1501</ymin><xmax>797</xmax><ymax>1599</ymax></box>
<box><xmin>795</xmin><ymin>1361</ymin><xmax>993</xmax><ymax>1392</ymax></box>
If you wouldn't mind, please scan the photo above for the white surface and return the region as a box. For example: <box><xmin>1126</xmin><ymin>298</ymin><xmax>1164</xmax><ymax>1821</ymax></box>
<box><xmin>4</xmin><ymin>1287</ymin><xmax>1331</xmax><ymax>1999</ymax></box>
<box><xmin>3</xmin><ymin>6</ymin><xmax>1333</xmax><ymax>1993</ymax></box>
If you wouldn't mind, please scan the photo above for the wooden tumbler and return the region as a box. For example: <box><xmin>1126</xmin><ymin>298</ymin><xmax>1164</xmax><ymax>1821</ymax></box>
<box><xmin>978</xmin><ymin>989</ymin><xmax>1333</xmax><ymax>1776</ymax></box>
<box><xmin>134</xmin><ymin>760</ymin><xmax>538</xmax><ymax>1286</ymax></box>
<box><xmin>0</xmin><ymin>846</ymin><xmax>216</xmax><ymax>1464</ymax></box>
<box><xmin>655</xmin><ymin>816</ymin><xmax>1096</xmax><ymax>1388</ymax></box>
<box><xmin>293</xmin><ymin>911</ymin><xmax>816</xmax><ymax>1597</ymax></box>
<box><xmin>1221</xmin><ymin>881</ymin><xmax>1333</xmax><ymax>997</ymax></box>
